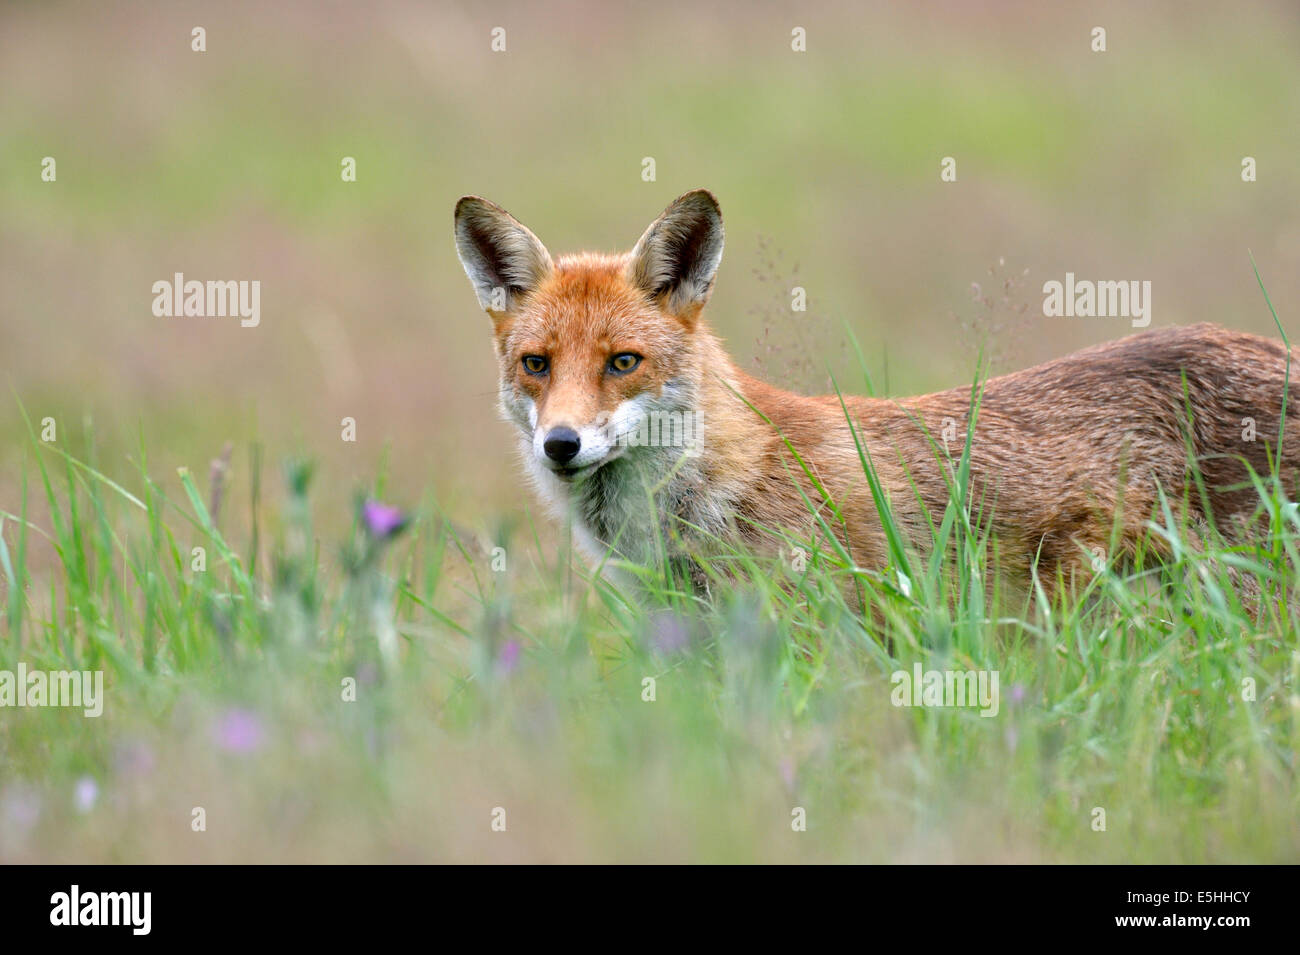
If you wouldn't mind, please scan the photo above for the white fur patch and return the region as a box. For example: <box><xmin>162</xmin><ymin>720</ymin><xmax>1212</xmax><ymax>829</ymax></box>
<box><xmin>502</xmin><ymin>375</ymin><xmax>715</xmax><ymax>568</ymax></box>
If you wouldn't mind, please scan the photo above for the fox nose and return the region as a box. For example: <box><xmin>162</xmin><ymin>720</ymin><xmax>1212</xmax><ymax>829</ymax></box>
<box><xmin>543</xmin><ymin>427</ymin><xmax>581</xmax><ymax>464</ymax></box>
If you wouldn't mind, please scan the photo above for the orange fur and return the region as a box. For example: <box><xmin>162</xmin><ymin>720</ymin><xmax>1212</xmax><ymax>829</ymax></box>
<box><xmin>455</xmin><ymin>190</ymin><xmax>1299</xmax><ymax>594</ymax></box>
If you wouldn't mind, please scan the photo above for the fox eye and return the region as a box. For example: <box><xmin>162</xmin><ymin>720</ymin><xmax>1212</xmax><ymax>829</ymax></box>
<box><xmin>608</xmin><ymin>353</ymin><xmax>641</xmax><ymax>374</ymax></box>
<box><xmin>521</xmin><ymin>355</ymin><xmax>548</xmax><ymax>375</ymax></box>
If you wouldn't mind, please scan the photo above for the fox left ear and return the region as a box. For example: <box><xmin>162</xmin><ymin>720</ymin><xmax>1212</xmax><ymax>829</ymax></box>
<box><xmin>454</xmin><ymin>196</ymin><xmax>553</xmax><ymax>317</ymax></box>
<box><xmin>628</xmin><ymin>189</ymin><xmax>724</xmax><ymax>323</ymax></box>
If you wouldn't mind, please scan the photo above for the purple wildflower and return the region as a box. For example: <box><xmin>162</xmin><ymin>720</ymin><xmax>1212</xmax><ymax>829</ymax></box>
<box><xmin>497</xmin><ymin>639</ymin><xmax>521</xmax><ymax>675</ymax></box>
<box><xmin>648</xmin><ymin>611</ymin><xmax>690</xmax><ymax>654</ymax></box>
<box><xmin>779</xmin><ymin>756</ymin><xmax>797</xmax><ymax>792</ymax></box>
<box><xmin>213</xmin><ymin>707</ymin><xmax>265</xmax><ymax>753</ymax></box>
<box><xmin>1</xmin><ymin>785</ymin><xmax>41</xmax><ymax>832</ymax></box>
<box><xmin>362</xmin><ymin>499</ymin><xmax>409</xmax><ymax>539</ymax></box>
<box><xmin>74</xmin><ymin>776</ymin><xmax>99</xmax><ymax>813</ymax></box>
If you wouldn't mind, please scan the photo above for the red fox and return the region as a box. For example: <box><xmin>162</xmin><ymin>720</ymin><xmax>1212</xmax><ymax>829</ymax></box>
<box><xmin>454</xmin><ymin>189</ymin><xmax>1298</xmax><ymax>592</ymax></box>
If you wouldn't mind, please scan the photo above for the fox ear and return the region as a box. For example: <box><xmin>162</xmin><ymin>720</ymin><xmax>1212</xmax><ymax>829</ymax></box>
<box><xmin>628</xmin><ymin>189</ymin><xmax>724</xmax><ymax>322</ymax></box>
<box><xmin>454</xmin><ymin>196</ymin><xmax>553</xmax><ymax>315</ymax></box>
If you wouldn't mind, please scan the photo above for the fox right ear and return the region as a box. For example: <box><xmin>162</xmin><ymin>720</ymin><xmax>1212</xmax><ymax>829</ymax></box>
<box><xmin>454</xmin><ymin>196</ymin><xmax>553</xmax><ymax>315</ymax></box>
<box><xmin>628</xmin><ymin>189</ymin><xmax>724</xmax><ymax>323</ymax></box>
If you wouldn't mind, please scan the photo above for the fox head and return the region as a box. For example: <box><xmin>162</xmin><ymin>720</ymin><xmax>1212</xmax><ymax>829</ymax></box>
<box><xmin>453</xmin><ymin>189</ymin><xmax>724</xmax><ymax>488</ymax></box>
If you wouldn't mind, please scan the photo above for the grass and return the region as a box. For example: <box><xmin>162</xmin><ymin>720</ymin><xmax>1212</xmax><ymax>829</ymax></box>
<box><xmin>2</xmin><ymin>306</ymin><xmax>1298</xmax><ymax>865</ymax></box>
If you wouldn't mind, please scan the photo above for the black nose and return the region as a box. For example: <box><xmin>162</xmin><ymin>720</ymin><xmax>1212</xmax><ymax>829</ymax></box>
<box><xmin>543</xmin><ymin>427</ymin><xmax>581</xmax><ymax>464</ymax></box>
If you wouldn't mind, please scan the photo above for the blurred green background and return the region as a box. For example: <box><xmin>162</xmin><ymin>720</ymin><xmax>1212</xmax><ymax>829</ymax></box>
<box><xmin>3</xmin><ymin>0</ymin><xmax>1300</xmax><ymax>866</ymax></box>
<box><xmin>3</xmin><ymin>0</ymin><xmax>1299</xmax><ymax>535</ymax></box>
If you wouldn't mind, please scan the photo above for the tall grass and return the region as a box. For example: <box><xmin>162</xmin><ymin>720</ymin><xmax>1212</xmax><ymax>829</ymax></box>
<box><xmin>1</xmin><ymin>311</ymin><xmax>1298</xmax><ymax>862</ymax></box>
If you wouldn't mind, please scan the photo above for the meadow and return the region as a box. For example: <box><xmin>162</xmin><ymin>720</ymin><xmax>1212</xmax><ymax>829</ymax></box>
<box><xmin>3</xmin><ymin>328</ymin><xmax>1299</xmax><ymax>863</ymax></box>
<box><xmin>2</xmin><ymin>1</ymin><xmax>1299</xmax><ymax>863</ymax></box>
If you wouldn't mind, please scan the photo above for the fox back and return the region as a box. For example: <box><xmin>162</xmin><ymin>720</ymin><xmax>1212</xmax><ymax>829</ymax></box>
<box><xmin>454</xmin><ymin>189</ymin><xmax>1300</xmax><ymax>592</ymax></box>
